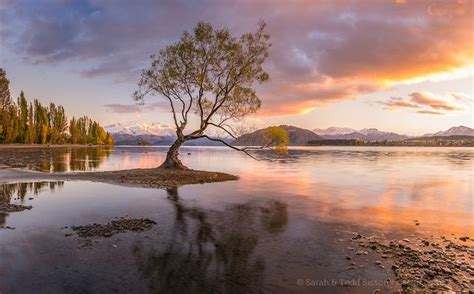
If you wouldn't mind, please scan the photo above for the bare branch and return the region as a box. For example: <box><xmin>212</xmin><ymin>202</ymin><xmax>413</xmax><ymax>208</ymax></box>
<box><xmin>200</xmin><ymin>135</ymin><xmax>264</xmax><ymax>161</ymax></box>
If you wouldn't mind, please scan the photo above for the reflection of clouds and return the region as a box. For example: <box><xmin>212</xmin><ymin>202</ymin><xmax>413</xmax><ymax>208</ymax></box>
<box><xmin>7</xmin><ymin>146</ymin><xmax>471</xmax><ymax>236</ymax></box>
<box><xmin>223</xmin><ymin>148</ymin><xmax>473</xmax><ymax>236</ymax></box>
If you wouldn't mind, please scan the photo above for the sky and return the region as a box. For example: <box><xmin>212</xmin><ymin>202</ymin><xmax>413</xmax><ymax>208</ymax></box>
<box><xmin>0</xmin><ymin>0</ymin><xmax>473</xmax><ymax>136</ymax></box>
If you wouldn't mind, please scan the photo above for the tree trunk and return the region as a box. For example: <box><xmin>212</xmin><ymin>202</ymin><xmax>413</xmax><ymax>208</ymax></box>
<box><xmin>159</xmin><ymin>137</ymin><xmax>188</xmax><ymax>169</ymax></box>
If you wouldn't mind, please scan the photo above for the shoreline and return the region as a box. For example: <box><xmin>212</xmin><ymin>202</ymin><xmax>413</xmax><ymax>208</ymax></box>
<box><xmin>0</xmin><ymin>144</ymin><xmax>114</xmax><ymax>149</ymax></box>
<box><xmin>1</xmin><ymin>144</ymin><xmax>472</xmax><ymax>149</ymax></box>
<box><xmin>0</xmin><ymin>167</ymin><xmax>239</xmax><ymax>189</ymax></box>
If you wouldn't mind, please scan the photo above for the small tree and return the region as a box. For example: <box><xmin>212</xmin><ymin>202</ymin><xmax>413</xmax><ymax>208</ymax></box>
<box><xmin>134</xmin><ymin>21</ymin><xmax>286</xmax><ymax>169</ymax></box>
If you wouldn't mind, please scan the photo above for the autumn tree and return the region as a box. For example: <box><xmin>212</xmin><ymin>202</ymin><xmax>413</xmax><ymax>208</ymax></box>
<box><xmin>263</xmin><ymin>126</ymin><xmax>290</xmax><ymax>155</ymax></box>
<box><xmin>0</xmin><ymin>68</ymin><xmax>12</xmax><ymax>141</ymax></box>
<box><xmin>0</xmin><ymin>68</ymin><xmax>112</xmax><ymax>146</ymax></box>
<box><xmin>48</xmin><ymin>103</ymin><xmax>68</xmax><ymax>144</ymax></box>
<box><xmin>0</xmin><ymin>68</ymin><xmax>11</xmax><ymax>110</ymax></box>
<box><xmin>26</xmin><ymin>102</ymin><xmax>35</xmax><ymax>144</ymax></box>
<box><xmin>18</xmin><ymin>91</ymin><xmax>28</xmax><ymax>142</ymax></box>
<box><xmin>134</xmin><ymin>21</ymin><xmax>286</xmax><ymax>169</ymax></box>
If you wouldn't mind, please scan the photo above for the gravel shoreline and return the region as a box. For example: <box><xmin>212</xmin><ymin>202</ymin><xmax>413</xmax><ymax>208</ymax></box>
<box><xmin>0</xmin><ymin>167</ymin><xmax>239</xmax><ymax>188</ymax></box>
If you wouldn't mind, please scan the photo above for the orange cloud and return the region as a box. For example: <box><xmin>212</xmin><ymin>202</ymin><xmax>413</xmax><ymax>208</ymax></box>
<box><xmin>2</xmin><ymin>0</ymin><xmax>473</xmax><ymax>116</ymax></box>
<box><xmin>259</xmin><ymin>77</ymin><xmax>380</xmax><ymax>115</ymax></box>
<box><xmin>254</xmin><ymin>0</ymin><xmax>474</xmax><ymax>115</ymax></box>
<box><xmin>409</xmin><ymin>92</ymin><xmax>464</xmax><ymax>111</ymax></box>
<box><xmin>417</xmin><ymin>110</ymin><xmax>444</xmax><ymax>115</ymax></box>
<box><xmin>380</xmin><ymin>92</ymin><xmax>467</xmax><ymax>115</ymax></box>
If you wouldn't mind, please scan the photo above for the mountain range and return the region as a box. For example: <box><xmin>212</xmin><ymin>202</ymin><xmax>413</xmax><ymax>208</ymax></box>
<box><xmin>105</xmin><ymin>122</ymin><xmax>474</xmax><ymax>146</ymax></box>
<box><xmin>105</xmin><ymin>122</ymin><xmax>175</xmax><ymax>137</ymax></box>
<box><xmin>423</xmin><ymin>125</ymin><xmax>474</xmax><ymax>137</ymax></box>
<box><xmin>105</xmin><ymin>122</ymin><xmax>227</xmax><ymax>146</ymax></box>
<box><xmin>313</xmin><ymin>127</ymin><xmax>410</xmax><ymax>142</ymax></box>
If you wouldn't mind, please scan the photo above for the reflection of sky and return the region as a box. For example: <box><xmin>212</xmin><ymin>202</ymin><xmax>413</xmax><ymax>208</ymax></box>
<box><xmin>15</xmin><ymin>146</ymin><xmax>473</xmax><ymax>236</ymax></box>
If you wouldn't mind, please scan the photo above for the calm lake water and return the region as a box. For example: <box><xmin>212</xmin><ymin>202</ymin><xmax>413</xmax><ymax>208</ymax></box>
<box><xmin>0</xmin><ymin>146</ymin><xmax>473</xmax><ymax>293</ymax></box>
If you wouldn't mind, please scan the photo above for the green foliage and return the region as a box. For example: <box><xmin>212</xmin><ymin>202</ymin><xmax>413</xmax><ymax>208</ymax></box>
<box><xmin>263</xmin><ymin>126</ymin><xmax>289</xmax><ymax>155</ymax></box>
<box><xmin>68</xmin><ymin>116</ymin><xmax>112</xmax><ymax>145</ymax></box>
<box><xmin>134</xmin><ymin>21</ymin><xmax>271</xmax><ymax>167</ymax></box>
<box><xmin>0</xmin><ymin>68</ymin><xmax>113</xmax><ymax>145</ymax></box>
<box><xmin>135</xmin><ymin>21</ymin><xmax>270</xmax><ymax>137</ymax></box>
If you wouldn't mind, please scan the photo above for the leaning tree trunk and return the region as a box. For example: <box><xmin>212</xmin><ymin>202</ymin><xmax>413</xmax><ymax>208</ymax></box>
<box><xmin>159</xmin><ymin>137</ymin><xmax>188</xmax><ymax>169</ymax></box>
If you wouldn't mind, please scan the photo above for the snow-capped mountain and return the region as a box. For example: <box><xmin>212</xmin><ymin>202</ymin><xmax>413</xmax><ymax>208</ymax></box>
<box><xmin>424</xmin><ymin>125</ymin><xmax>474</xmax><ymax>137</ymax></box>
<box><xmin>314</xmin><ymin>127</ymin><xmax>410</xmax><ymax>142</ymax></box>
<box><xmin>104</xmin><ymin>121</ymin><xmax>229</xmax><ymax>146</ymax></box>
<box><xmin>313</xmin><ymin>127</ymin><xmax>356</xmax><ymax>136</ymax></box>
<box><xmin>105</xmin><ymin>122</ymin><xmax>175</xmax><ymax>137</ymax></box>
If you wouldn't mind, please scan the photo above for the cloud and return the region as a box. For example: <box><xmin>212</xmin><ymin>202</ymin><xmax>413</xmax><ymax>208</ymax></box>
<box><xmin>104</xmin><ymin>102</ymin><xmax>163</xmax><ymax>114</ymax></box>
<box><xmin>380</xmin><ymin>91</ymin><xmax>467</xmax><ymax>115</ymax></box>
<box><xmin>2</xmin><ymin>0</ymin><xmax>473</xmax><ymax>115</ymax></box>
<box><xmin>409</xmin><ymin>92</ymin><xmax>464</xmax><ymax>111</ymax></box>
<box><xmin>379</xmin><ymin>97</ymin><xmax>421</xmax><ymax>110</ymax></box>
<box><xmin>416</xmin><ymin>110</ymin><xmax>444</xmax><ymax>115</ymax></box>
<box><xmin>104</xmin><ymin>104</ymin><xmax>141</xmax><ymax>114</ymax></box>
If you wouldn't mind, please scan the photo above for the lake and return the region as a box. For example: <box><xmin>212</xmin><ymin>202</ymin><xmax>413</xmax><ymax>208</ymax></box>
<box><xmin>0</xmin><ymin>146</ymin><xmax>473</xmax><ymax>293</ymax></box>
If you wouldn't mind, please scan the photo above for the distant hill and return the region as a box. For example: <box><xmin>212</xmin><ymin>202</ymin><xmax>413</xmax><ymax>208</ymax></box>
<box><xmin>314</xmin><ymin>127</ymin><xmax>409</xmax><ymax>142</ymax></box>
<box><xmin>233</xmin><ymin>125</ymin><xmax>321</xmax><ymax>146</ymax></box>
<box><xmin>106</xmin><ymin>122</ymin><xmax>474</xmax><ymax>146</ymax></box>
<box><xmin>107</xmin><ymin>133</ymin><xmax>174</xmax><ymax>145</ymax></box>
<box><xmin>105</xmin><ymin>122</ymin><xmax>229</xmax><ymax>146</ymax></box>
<box><xmin>409</xmin><ymin>135</ymin><xmax>474</xmax><ymax>141</ymax></box>
<box><xmin>313</xmin><ymin>127</ymin><xmax>357</xmax><ymax>136</ymax></box>
<box><xmin>105</xmin><ymin>122</ymin><xmax>175</xmax><ymax>137</ymax></box>
<box><xmin>109</xmin><ymin>133</ymin><xmax>229</xmax><ymax>146</ymax></box>
<box><xmin>423</xmin><ymin>125</ymin><xmax>474</xmax><ymax>137</ymax></box>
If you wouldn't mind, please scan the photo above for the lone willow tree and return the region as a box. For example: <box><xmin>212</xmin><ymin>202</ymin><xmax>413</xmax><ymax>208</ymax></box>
<box><xmin>134</xmin><ymin>21</ymin><xmax>287</xmax><ymax>169</ymax></box>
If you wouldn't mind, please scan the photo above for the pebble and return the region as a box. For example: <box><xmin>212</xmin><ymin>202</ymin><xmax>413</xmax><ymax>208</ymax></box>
<box><xmin>442</xmin><ymin>267</ymin><xmax>452</xmax><ymax>274</ymax></box>
<box><xmin>375</xmin><ymin>261</ymin><xmax>382</xmax><ymax>265</ymax></box>
<box><xmin>346</xmin><ymin>256</ymin><xmax>352</xmax><ymax>260</ymax></box>
<box><xmin>111</xmin><ymin>244</ymin><xmax>117</xmax><ymax>248</ymax></box>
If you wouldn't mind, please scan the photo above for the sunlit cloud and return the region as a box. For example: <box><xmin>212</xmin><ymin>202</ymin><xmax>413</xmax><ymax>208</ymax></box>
<box><xmin>380</xmin><ymin>97</ymin><xmax>421</xmax><ymax>110</ymax></box>
<box><xmin>410</xmin><ymin>92</ymin><xmax>464</xmax><ymax>111</ymax></box>
<box><xmin>1</xmin><ymin>0</ymin><xmax>473</xmax><ymax>115</ymax></box>
<box><xmin>380</xmin><ymin>92</ymin><xmax>468</xmax><ymax>115</ymax></box>
<box><xmin>416</xmin><ymin>110</ymin><xmax>444</xmax><ymax>115</ymax></box>
<box><xmin>104</xmin><ymin>102</ymin><xmax>162</xmax><ymax>114</ymax></box>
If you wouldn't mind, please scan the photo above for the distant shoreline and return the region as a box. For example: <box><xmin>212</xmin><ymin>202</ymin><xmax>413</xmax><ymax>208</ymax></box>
<box><xmin>0</xmin><ymin>144</ymin><xmax>114</xmax><ymax>148</ymax></box>
<box><xmin>0</xmin><ymin>144</ymin><xmax>472</xmax><ymax>149</ymax></box>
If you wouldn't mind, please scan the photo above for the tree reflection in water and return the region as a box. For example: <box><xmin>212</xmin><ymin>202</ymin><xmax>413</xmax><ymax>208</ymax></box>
<box><xmin>0</xmin><ymin>181</ymin><xmax>64</xmax><ymax>227</ymax></box>
<box><xmin>133</xmin><ymin>187</ymin><xmax>288</xmax><ymax>293</ymax></box>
